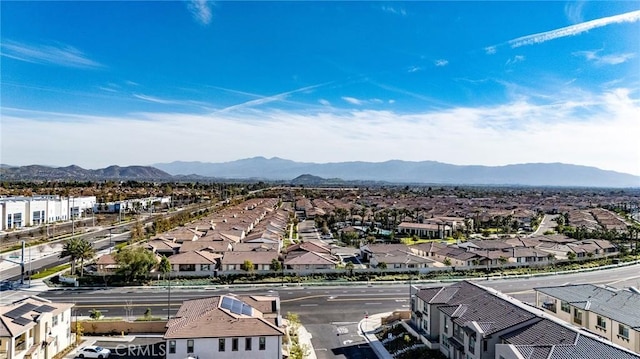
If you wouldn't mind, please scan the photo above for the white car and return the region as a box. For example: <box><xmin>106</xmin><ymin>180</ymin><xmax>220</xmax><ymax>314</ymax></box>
<box><xmin>78</xmin><ymin>346</ymin><xmax>111</xmax><ymax>358</ymax></box>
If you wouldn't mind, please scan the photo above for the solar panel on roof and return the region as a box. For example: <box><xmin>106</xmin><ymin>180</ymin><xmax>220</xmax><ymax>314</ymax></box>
<box><xmin>11</xmin><ymin>316</ymin><xmax>33</xmax><ymax>326</ymax></box>
<box><xmin>34</xmin><ymin>305</ymin><xmax>56</xmax><ymax>313</ymax></box>
<box><xmin>241</xmin><ymin>304</ymin><xmax>253</xmax><ymax>316</ymax></box>
<box><xmin>220</xmin><ymin>296</ymin><xmax>254</xmax><ymax>316</ymax></box>
<box><xmin>4</xmin><ymin>303</ymin><xmax>38</xmax><ymax>319</ymax></box>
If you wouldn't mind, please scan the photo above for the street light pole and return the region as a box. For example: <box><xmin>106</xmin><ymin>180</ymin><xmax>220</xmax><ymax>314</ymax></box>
<box><xmin>109</xmin><ymin>228</ymin><xmax>113</xmax><ymax>253</ymax></box>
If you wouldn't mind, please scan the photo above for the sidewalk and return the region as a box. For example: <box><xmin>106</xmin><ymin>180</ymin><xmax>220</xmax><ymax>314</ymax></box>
<box><xmin>296</xmin><ymin>323</ymin><xmax>317</xmax><ymax>359</ymax></box>
<box><xmin>358</xmin><ymin>312</ymin><xmax>394</xmax><ymax>359</ymax></box>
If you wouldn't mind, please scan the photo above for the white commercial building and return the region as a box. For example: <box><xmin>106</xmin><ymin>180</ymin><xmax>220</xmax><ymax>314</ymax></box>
<box><xmin>0</xmin><ymin>196</ymin><xmax>95</xmax><ymax>231</ymax></box>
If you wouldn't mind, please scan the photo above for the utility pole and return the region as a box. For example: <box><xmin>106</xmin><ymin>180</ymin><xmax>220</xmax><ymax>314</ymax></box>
<box><xmin>21</xmin><ymin>241</ymin><xmax>25</xmax><ymax>285</ymax></box>
<box><xmin>71</xmin><ymin>196</ymin><xmax>75</xmax><ymax>237</ymax></box>
<box><xmin>109</xmin><ymin>228</ymin><xmax>113</xmax><ymax>253</ymax></box>
<box><xmin>167</xmin><ymin>271</ymin><xmax>172</xmax><ymax>320</ymax></box>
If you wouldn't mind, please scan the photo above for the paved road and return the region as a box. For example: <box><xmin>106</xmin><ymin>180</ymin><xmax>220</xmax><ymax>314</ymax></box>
<box><xmin>0</xmin><ymin>230</ymin><xmax>130</xmax><ymax>282</ymax></box>
<box><xmin>22</xmin><ymin>263</ymin><xmax>640</xmax><ymax>359</ymax></box>
<box><xmin>530</xmin><ymin>214</ymin><xmax>559</xmax><ymax>237</ymax></box>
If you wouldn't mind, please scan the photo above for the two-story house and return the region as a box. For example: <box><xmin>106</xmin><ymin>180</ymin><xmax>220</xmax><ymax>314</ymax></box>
<box><xmin>164</xmin><ymin>295</ymin><xmax>283</xmax><ymax>359</ymax></box>
<box><xmin>411</xmin><ymin>281</ymin><xmax>640</xmax><ymax>359</ymax></box>
<box><xmin>0</xmin><ymin>296</ymin><xmax>74</xmax><ymax>359</ymax></box>
<box><xmin>535</xmin><ymin>284</ymin><xmax>640</xmax><ymax>353</ymax></box>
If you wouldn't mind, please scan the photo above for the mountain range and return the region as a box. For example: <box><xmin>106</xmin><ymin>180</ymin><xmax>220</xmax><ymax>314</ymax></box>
<box><xmin>154</xmin><ymin>157</ymin><xmax>640</xmax><ymax>188</ymax></box>
<box><xmin>1</xmin><ymin>159</ymin><xmax>637</xmax><ymax>187</ymax></box>
<box><xmin>0</xmin><ymin>165</ymin><xmax>172</xmax><ymax>181</ymax></box>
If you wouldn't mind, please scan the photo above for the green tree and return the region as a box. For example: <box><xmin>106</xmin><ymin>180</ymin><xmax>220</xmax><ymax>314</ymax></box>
<box><xmin>345</xmin><ymin>261</ymin><xmax>355</xmax><ymax>276</ymax></box>
<box><xmin>498</xmin><ymin>256</ymin><xmax>508</xmax><ymax>267</ymax></box>
<box><xmin>89</xmin><ymin>309</ymin><xmax>102</xmax><ymax>320</ymax></box>
<box><xmin>130</xmin><ymin>221</ymin><xmax>145</xmax><ymax>242</ymax></box>
<box><xmin>289</xmin><ymin>343</ymin><xmax>310</xmax><ymax>359</ymax></box>
<box><xmin>115</xmin><ymin>246</ymin><xmax>157</xmax><ymax>282</ymax></box>
<box><xmin>270</xmin><ymin>258</ymin><xmax>282</xmax><ymax>271</ymax></box>
<box><xmin>378</xmin><ymin>262</ymin><xmax>387</xmax><ymax>270</ymax></box>
<box><xmin>158</xmin><ymin>255</ymin><xmax>171</xmax><ymax>279</ymax></box>
<box><xmin>443</xmin><ymin>257</ymin><xmax>452</xmax><ymax>267</ymax></box>
<box><xmin>567</xmin><ymin>251</ymin><xmax>577</xmax><ymax>261</ymax></box>
<box><xmin>241</xmin><ymin>260</ymin><xmax>254</xmax><ymax>272</ymax></box>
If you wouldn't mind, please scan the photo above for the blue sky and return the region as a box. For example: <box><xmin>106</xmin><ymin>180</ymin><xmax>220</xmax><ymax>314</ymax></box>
<box><xmin>1</xmin><ymin>1</ymin><xmax>639</xmax><ymax>176</ymax></box>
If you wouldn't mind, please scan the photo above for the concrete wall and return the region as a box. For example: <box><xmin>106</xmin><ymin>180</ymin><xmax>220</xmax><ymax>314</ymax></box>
<box><xmin>72</xmin><ymin>320</ymin><xmax>168</xmax><ymax>335</ymax></box>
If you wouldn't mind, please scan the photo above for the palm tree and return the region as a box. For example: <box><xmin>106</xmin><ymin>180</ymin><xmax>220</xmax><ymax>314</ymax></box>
<box><xmin>76</xmin><ymin>239</ymin><xmax>96</xmax><ymax>278</ymax></box>
<box><xmin>60</xmin><ymin>238</ymin><xmax>81</xmax><ymax>275</ymax></box>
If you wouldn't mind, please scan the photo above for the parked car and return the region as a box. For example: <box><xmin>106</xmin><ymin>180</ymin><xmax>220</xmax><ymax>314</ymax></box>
<box><xmin>78</xmin><ymin>346</ymin><xmax>111</xmax><ymax>358</ymax></box>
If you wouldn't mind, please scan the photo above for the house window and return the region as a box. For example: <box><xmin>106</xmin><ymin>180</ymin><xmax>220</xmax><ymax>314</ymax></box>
<box><xmin>468</xmin><ymin>333</ymin><xmax>476</xmax><ymax>354</ymax></box>
<box><xmin>483</xmin><ymin>340</ymin><xmax>487</xmax><ymax>352</ymax></box>
<box><xmin>179</xmin><ymin>264</ymin><xmax>196</xmax><ymax>271</ymax></box>
<box><xmin>561</xmin><ymin>301</ymin><xmax>570</xmax><ymax>313</ymax></box>
<box><xmin>573</xmin><ymin>309</ymin><xmax>583</xmax><ymax>326</ymax></box>
<box><xmin>187</xmin><ymin>339</ymin><xmax>194</xmax><ymax>353</ymax></box>
<box><xmin>200</xmin><ymin>264</ymin><xmax>210</xmax><ymax>271</ymax></box>
<box><xmin>441</xmin><ymin>334</ymin><xmax>450</xmax><ymax>349</ymax></box>
<box><xmin>232</xmin><ymin>338</ymin><xmax>238</xmax><ymax>351</ymax></box>
<box><xmin>597</xmin><ymin>316</ymin><xmax>606</xmax><ymax>330</ymax></box>
<box><xmin>444</xmin><ymin>318</ymin><xmax>450</xmax><ymax>333</ymax></box>
<box><xmin>53</xmin><ymin>315</ymin><xmax>59</xmax><ymax>326</ymax></box>
<box><xmin>245</xmin><ymin>337</ymin><xmax>252</xmax><ymax>351</ymax></box>
<box><xmin>219</xmin><ymin>338</ymin><xmax>225</xmax><ymax>351</ymax></box>
<box><xmin>168</xmin><ymin>341</ymin><xmax>176</xmax><ymax>354</ymax></box>
<box><xmin>259</xmin><ymin>337</ymin><xmax>266</xmax><ymax>350</ymax></box>
<box><xmin>618</xmin><ymin>324</ymin><xmax>629</xmax><ymax>339</ymax></box>
<box><xmin>542</xmin><ymin>299</ymin><xmax>556</xmax><ymax>312</ymax></box>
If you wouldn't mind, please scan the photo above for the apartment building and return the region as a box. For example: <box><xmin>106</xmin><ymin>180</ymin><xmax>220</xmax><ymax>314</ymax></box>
<box><xmin>164</xmin><ymin>295</ymin><xmax>283</xmax><ymax>359</ymax></box>
<box><xmin>535</xmin><ymin>284</ymin><xmax>640</xmax><ymax>353</ymax></box>
<box><xmin>0</xmin><ymin>296</ymin><xmax>74</xmax><ymax>359</ymax></box>
<box><xmin>410</xmin><ymin>281</ymin><xmax>640</xmax><ymax>359</ymax></box>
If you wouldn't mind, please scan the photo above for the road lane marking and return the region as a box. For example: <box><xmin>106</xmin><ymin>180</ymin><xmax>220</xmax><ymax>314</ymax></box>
<box><xmin>300</xmin><ymin>304</ymin><xmax>318</xmax><ymax>307</ymax></box>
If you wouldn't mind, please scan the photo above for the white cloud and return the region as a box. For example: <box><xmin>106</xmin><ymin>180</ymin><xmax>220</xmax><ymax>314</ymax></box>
<box><xmin>381</xmin><ymin>5</ymin><xmax>406</xmax><ymax>16</ymax></box>
<box><xmin>408</xmin><ymin>66</ymin><xmax>422</xmax><ymax>73</ymax></box>
<box><xmin>564</xmin><ymin>1</ymin><xmax>585</xmax><ymax>24</ymax></box>
<box><xmin>319</xmin><ymin>99</ymin><xmax>331</xmax><ymax>106</ymax></box>
<box><xmin>342</xmin><ymin>96</ymin><xmax>364</xmax><ymax>105</ymax></box>
<box><xmin>505</xmin><ymin>55</ymin><xmax>525</xmax><ymax>65</ymax></box>
<box><xmin>434</xmin><ymin>59</ymin><xmax>449</xmax><ymax>67</ymax></box>
<box><xmin>573</xmin><ymin>50</ymin><xmax>635</xmax><ymax>65</ymax></box>
<box><xmin>341</xmin><ymin>96</ymin><xmax>387</xmax><ymax>106</ymax></box>
<box><xmin>187</xmin><ymin>0</ymin><xmax>212</xmax><ymax>25</ymax></box>
<box><xmin>3</xmin><ymin>87</ymin><xmax>639</xmax><ymax>176</ymax></box>
<box><xmin>0</xmin><ymin>40</ymin><xmax>103</xmax><ymax>69</ymax></box>
<box><xmin>508</xmin><ymin>10</ymin><xmax>640</xmax><ymax>48</ymax></box>
<box><xmin>388</xmin><ymin>99</ymin><xmax>395</xmax><ymax>104</ymax></box>
<box><xmin>217</xmin><ymin>83</ymin><xmax>325</xmax><ymax>113</ymax></box>
<box><xmin>484</xmin><ymin>46</ymin><xmax>497</xmax><ymax>55</ymax></box>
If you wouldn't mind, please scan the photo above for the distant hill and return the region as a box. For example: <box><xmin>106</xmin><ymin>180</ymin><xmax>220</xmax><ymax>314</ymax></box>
<box><xmin>0</xmin><ymin>165</ymin><xmax>173</xmax><ymax>181</ymax></box>
<box><xmin>155</xmin><ymin>157</ymin><xmax>640</xmax><ymax>187</ymax></box>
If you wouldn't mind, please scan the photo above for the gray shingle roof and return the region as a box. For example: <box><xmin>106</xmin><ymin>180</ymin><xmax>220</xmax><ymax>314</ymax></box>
<box><xmin>515</xmin><ymin>334</ymin><xmax>640</xmax><ymax>359</ymax></box>
<box><xmin>436</xmin><ymin>282</ymin><xmax>537</xmax><ymax>335</ymax></box>
<box><xmin>501</xmin><ymin>318</ymin><xmax>577</xmax><ymax>346</ymax></box>
<box><xmin>535</xmin><ymin>284</ymin><xmax>640</xmax><ymax>329</ymax></box>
